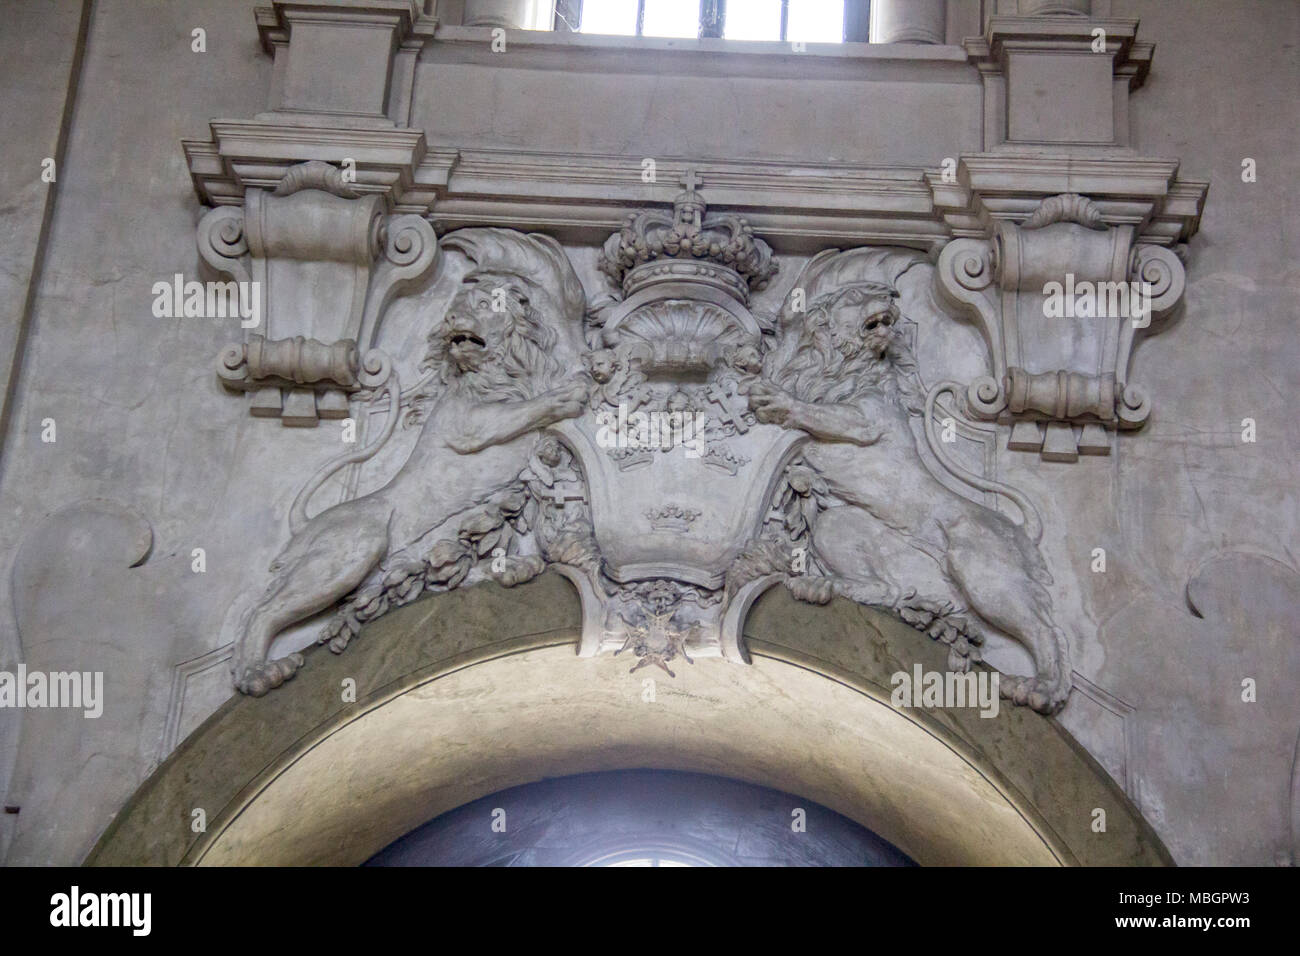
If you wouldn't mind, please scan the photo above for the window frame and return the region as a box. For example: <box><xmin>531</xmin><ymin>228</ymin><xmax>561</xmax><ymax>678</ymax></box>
<box><xmin>556</xmin><ymin>0</ymin><xmax>860</xmax><ymax>44</ymax></box>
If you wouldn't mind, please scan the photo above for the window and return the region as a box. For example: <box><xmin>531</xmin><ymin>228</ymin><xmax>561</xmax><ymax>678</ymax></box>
<box><xmin>522</xmin><ymin>1</ymin><xmax>558</xmax><ymax>30</ymax></box>
<box><xmin>585</xmin><ymin>847</ymin><xmax>721</xmax><ymax>867</ymax></box>
<box><xmin>560</xmin><ymin>0</ymin><xmax>853</xmax><ymax>43</ymax></box>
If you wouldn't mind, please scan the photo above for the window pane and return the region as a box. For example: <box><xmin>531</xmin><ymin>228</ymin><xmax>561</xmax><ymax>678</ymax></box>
<box><xmin>580</xmin><ymin>0</ymin><xmax>639</xmax><ymax>36</ymax></box>
<box><xmin>724</xmin><ymin>0</ymin><xmax>783</xmax><ymax>41</ymax></box>
<box><xmin>642</xmin><ymin>0</ymin><xmax>703</xmax><ymax>38</ymax></box>
<box><xmin>787</xmin><ymin>0</ymin><xmax>845</xmax><ymax>43</ymax></box>
<box><xmin>524</xmin><ymin>0</ymin><xmax>556</xmax><ymax>30</ymax></box>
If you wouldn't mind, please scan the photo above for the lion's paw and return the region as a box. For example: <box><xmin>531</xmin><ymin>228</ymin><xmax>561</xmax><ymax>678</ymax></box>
<box><xmin>320</xmin><ymin>616</ymin><xmax>359</xmax><ymax>655</ymax></box>
<box><xmin>491</xmin><ymin>555</ymin><xmax>546</xmax><ymax>588</ymax></box>
<box><xmin>236</xmin><ymin>653</ymin><xmax>304</xmax><ymax>697</ymax></box>
<box><xmin>786</xmin><ymin>575</ymin><xmax>835</xmax><ymax>605</ymax></box>
<box><xmin>998</xmin><ymin>673</ymin><xmax>1067</xmax><ymax>716</ymax></box>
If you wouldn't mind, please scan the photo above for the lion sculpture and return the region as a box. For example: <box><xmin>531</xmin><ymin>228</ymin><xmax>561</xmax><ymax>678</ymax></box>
<box><xmin>748</xmin><ymin>249</ymin><xmax>1071</xmax><ymax>714</ymax></box>
<box><xmin>230</xmin><ymin>229</ymin><xmax>590</xmax><ymax>695</ymax></box>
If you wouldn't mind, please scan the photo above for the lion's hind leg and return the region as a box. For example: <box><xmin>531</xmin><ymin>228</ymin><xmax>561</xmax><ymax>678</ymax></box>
<box><xmin>234</xmin><ymin>500</ymin><xmax>391</xmax><ymax>696</ymax></box>
<box><xmin>942</xmin><ymin>516</ymin><xmax>1071</xmax><ymax>714</ymax></box>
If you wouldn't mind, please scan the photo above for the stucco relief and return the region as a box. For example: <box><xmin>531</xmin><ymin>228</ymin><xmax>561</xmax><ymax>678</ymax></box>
<box><xmin>732</xmin><ymin>247</ymin><xmax>1070</xmax><ymax>713</ymax></box>
<box><xmin>226</xmin><ymin>228</ymin><xmax>594</xmax><ymax>694</ymax></box>
<box><xmin>216</xmin><ymin>176</ymin><xmax>1087</xmax><ymax>714</ymax></box>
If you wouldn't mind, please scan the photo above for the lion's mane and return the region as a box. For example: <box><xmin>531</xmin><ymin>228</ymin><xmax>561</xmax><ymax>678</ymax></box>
<box><xmin>420</xmin><ymin>278</ymin><xmax>564</xmax><ymax>404</ymax></box>
<box><xmin>765</xmin><ymin>284</ymin><xmax>926</xmax><ymax>414</ymax></box>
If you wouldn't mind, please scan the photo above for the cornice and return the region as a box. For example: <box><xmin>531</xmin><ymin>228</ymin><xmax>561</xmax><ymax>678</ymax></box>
<box><xmin>184</xmin><ymin>134</ymin><xmax>1208</xmax><ymax>252</ymax></box>
<box><xmin>928</xmin><ymin>152</ymin><xmax>1208</xmax><ymax>244</ymax></box>
<box><xmin>183</xmin><ymin>120</ymin><xmax>442</xmax><ymax>211</ymax></box>
<box><xmin>425</xmin><ymin>150</ymin><xmax>948</xmax><ymax>253</ymax></box>
<box><xmin>965</xmin><ymin>16</ymin><xmax>1153</xmax><ymax>91</ymax></box>
<box><xmin>255</xmin><ymin>1</ymin><xmax>438</xmax><ymax>53</ymax></box>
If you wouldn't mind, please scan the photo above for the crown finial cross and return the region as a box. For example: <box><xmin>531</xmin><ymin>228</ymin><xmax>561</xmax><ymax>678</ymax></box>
<box><xmin>679</xmin><ymin>168</ymin><xmax>703</xmax><ymax>196</ymax></box>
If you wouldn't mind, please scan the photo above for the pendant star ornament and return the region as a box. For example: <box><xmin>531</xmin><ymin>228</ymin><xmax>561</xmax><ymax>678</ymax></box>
<box><xmin>614</xmin><ymin>606</ymin><xmax>696</xmax><ymax>677</ymax></box>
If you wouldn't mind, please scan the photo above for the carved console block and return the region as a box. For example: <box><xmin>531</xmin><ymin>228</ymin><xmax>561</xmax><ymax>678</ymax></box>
<box><xmin>200</xmin><ymin>160</ymin><xmax>438</xmax><ymax>426</ymax></box>
<box><xmin>936</xmin><ymin>193</ymin><xmax>1186</xmax><ymax>461</ymax></box>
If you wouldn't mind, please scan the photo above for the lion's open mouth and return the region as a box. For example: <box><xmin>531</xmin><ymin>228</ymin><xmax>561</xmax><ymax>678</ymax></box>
<box><xmin>448</xmin><ymin>331</ymin><xmax>487</xmax><ymax>349</ymax></box>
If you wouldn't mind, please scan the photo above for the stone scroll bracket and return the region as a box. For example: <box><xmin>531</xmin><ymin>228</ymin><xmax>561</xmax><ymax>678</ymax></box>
<box><xmin>183</xmin><ymin>3</ymin><xmax>450</xmax><ymax>429</ymax></box>
<box><xmin>933</xmin><ymin>191</ymin><xmax>1191</xmax><ymax>461</ymax></box>
<box><xmin>199</xmin><ymin>161</ymin><xmax>439</xmax><ymax>427</ymax></box>
<box><xmin>921</xmin><ymin>7</ymin><xmax>1207</xmax><ymax>463</ymax></box>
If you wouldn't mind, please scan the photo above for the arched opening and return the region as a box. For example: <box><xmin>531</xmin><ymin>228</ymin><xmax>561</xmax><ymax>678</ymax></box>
<box><xmin>87</xmin><ymin>573</ymin><xmax>1172</xmax><ymax>867</ymax></box>
<box><xmin>365</xmin><ymin>770</ymin><xmax>916</xmax><ymax>867</ymax></box>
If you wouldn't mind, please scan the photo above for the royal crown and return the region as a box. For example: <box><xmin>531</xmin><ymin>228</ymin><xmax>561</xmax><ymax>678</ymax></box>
<box><xmin>599</xmin><ymin>169</ymin><xmax>778</xmax><ymax>304</ymax></box>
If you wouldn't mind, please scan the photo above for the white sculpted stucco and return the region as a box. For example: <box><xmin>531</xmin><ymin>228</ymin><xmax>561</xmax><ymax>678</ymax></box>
<box><xmin>1</xmin><ymin>0</ymin><xmax>1297</xmax><ymax>869</ymax></box>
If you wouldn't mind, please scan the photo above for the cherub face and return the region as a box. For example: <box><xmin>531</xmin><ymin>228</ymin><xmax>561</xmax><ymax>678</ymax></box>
<box><xmin>665</xmin><ymin>389</ymin><xmax>692</xmax><ymax>413</ymax></box>
<box><xmin>535</xmin><ymin>436</ymin><xmax>564</xmax><ymax>468</ymax></box>
<box><xmin>586</xmin><ymin>348</ymin><xmax>619</xmax><ymax>383</ymax></box>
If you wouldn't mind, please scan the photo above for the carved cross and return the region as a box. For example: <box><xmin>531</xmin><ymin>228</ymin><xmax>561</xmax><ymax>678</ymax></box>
<box><xmin>705</xmin><ymin>382</ymin><xmax>748</xmax><ymax>434</ymax></box>
<box><xmin>536</xmin><ymin>483</ymin><xmax>587</xmax><ymax>511</ymax></box>
<box><xmin>679</xmin><ymin>168</ymin><xmax>703</xmax><ymax>196</ymax></box>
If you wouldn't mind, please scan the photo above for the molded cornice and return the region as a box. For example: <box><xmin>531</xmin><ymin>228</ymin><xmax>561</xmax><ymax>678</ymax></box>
<box><xmin>184</xmin><ymin>137</ymin><xmax>1206</xmax><ymax>254</ymax></box>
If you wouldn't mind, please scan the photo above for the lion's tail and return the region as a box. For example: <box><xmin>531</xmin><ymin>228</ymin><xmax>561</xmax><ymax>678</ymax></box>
<box><xmin>922</xmin><ymin>381</ymin><xmax>1044</xmax><ymax>544</ymax></box>
<box><xmin>288</xmin><ymin>365</ymin><xmax>401</xmax><ymax>536</ymax></box>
